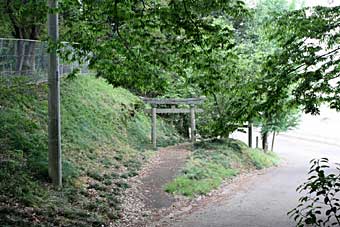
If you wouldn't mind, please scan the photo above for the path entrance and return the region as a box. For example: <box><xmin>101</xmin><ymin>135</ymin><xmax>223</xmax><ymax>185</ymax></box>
<box><xmin>140</xmin><ymin>144</ymin><xmax>190</xmax><ymax>209</ymax></box>
<box><xmin>117</xmin><ymin>144</ymin><xmax>191</xmax><ymax>227</ymax></box>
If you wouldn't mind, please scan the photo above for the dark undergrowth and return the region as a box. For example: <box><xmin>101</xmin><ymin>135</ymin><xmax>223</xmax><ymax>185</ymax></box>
<box><xmin>0</xmin><ymin>76</ymin><xmax>180</xmax><ymax>226</ymax></box>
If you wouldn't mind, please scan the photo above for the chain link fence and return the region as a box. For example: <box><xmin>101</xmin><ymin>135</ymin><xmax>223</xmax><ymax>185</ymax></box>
<box><xmin>0</xmin><ymin>38</ymin><xmax>89</xmax><ymax>85</ymax></box>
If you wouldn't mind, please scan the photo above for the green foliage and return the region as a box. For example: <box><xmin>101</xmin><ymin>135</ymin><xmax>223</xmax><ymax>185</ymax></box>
<box><xmin>261</xmin><ymin>5</ymin><xmax>340</xmax><ymax>114</ymax></box>
<box><xmin>288</xmin><ymin>158</ymin><xmax>340</xmax><ymax>227</ymax></box>
<box><xmin>247</xmin><ymin>0</ymin><xmax>304</xmax><ymax>137</ymax></box>
<box><xmin>194</xmin><ymin>0</ymin><xmax>302</xmax><ymax>138</ymax></box>
<box><xmin>0</xmin><ymin>0</ymin><xmax>47</xmax><ymax>39</ymax></box>
<box><xmin>255</xmin><ymin>104</ymin><xmax>301</xmax><ymax>135</ymax></box>
<box><xmin>0</xmin><ymin>150</ymin><xmax>47</xmax><ymax>206</ymax></box>
<box><xmin>0</xmin><ymin>0</ymin><xmax>302</xmax><ymax>139</ymax></box>
<box><xmin>165</xmin><ymin>139</ymin><xmax>279</xmax><ymax>197</ymax></box>
<box><xmin>165</xmin><ymin>174</ymin><xmax>234</xmax><ymax>197</ymax></box>
<box><xmin>60</xmin><ymin>0</ymin><xmax>248</xmax><ymax>96</ymax></box>
<box><xmin>0</xmin><ymin>76</ymin><xmax>180</xmax><ymax>226</ymax></box>
<box><xmin>0</xmin><ymin>0</ymin><xmax>307</xmax><ymax>141</ymax></box>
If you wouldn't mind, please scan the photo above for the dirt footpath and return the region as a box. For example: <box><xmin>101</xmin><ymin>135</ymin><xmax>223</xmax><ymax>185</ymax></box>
<box><xmin>116</xmin><ymin>144</ymin><xmax>191</xmax><ymax>227</ymax></box>
<box><xmin>140</xmin><ymin>144</ymin><xmax>190</xmax><ymax>209</ymax></box>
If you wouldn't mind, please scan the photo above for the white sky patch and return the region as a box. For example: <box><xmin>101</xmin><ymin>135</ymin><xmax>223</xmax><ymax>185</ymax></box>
<box><xmin>304</xmin><ymin>0</ymin><xmax>340</xmax><ymax>7</ymax></box>
<box><xmin>244</xmin><ymin>0</ymin><xmax>340</xmax><ymax>8</ymax></box>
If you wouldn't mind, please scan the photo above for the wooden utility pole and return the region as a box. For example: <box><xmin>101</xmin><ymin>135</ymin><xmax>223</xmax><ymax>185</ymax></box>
<box><xmin>48</xmin><ymin>0</ymin><xmax>62</xmax><ymax>187</ymax></box>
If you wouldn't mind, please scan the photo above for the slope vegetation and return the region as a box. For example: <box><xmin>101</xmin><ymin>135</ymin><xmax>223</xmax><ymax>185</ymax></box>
<box><xmin>0</xmin><ymin>76</ymin><xmax>180</xmax><ymax>226</ymax></box>
<box><xmin>165</xmin><ymin>139</ymin><xmax>279</xmax><ymax>197</ymax></box>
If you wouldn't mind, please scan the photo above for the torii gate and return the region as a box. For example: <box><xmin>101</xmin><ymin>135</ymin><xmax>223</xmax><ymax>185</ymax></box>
<box><xmin>141</xmin><ymin>97</ymin><xmax>205</xmax><ymax>150</ymax></box>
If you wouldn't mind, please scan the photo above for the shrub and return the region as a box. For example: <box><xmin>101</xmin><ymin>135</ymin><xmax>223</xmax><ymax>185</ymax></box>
<box><xmin>288</xmin><ymin>158</ymin><xmax>340</xmax><ymax>226</ymax></box>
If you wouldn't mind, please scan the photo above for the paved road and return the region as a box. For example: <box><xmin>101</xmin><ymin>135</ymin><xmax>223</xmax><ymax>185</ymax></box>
<box><xmin>171</xmin><ymin>136</ymin><xmax>340</xmax><ymax>227</ymax></box>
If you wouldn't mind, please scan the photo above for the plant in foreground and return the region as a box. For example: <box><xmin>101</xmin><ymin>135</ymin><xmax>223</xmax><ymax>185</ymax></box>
<box><xmin>288</xmin><ymin>158</ymin><xmax>340</xmax><ymax>226</ymax></box>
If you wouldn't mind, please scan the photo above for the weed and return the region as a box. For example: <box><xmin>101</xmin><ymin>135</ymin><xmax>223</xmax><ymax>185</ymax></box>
<box><xmin>87</xmin><ymin>171</ymin><xmax>104</xmax><ymax>181</ymax></box>
<box><xmin>115</xmin><ymin>181</ymin><xmax>130</xmax><ymax>189</ymax></box>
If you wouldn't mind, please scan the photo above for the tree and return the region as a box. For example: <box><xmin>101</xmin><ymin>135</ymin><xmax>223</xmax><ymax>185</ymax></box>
<box><xmin>0</xmin><ymin>0</ymin><xmax>47</xmax><ymax>73</ymax></box>
<box><xmin>243</xmin><ymin>0</ymin><xmax>306</xmax><ymax>150</ymax></box>
<box><xmin>193</xmin><ymin>0</ymin><xmax>303</xmax><ymax>140</ymax></box>
<box><xmin>59</xmin><ymin>0</ymin><xmax>247</xmax><ymax>95</ymax></box>
<box><xmin>254</xmin><ymin>104</ymin><xmax>300</xmax><ymax>151</ymax></box>
<box><xmin>0</xmin><ymin>0</ymin><xmax>303</xmax><ymax>143</ymax></box>
<box><xmin>261</xmin><ymin>5</ymin><xmax>340</xmax><ymax>115</ymax></box>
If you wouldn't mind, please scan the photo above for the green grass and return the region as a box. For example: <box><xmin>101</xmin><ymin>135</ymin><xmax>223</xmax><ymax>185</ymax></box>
<box><xmin>165</xmin><ymin>138</ymin><xmax>279</xmax><ymax>197</ymax></box>
<box><xmin>248</xmin><ymin>149</ymin><xmax>280</xmax><ymax>169</ymax></box>
<box><xmin>0</xmin><ymin>76</ymin><xmax>180</xmax><ymax>226</ymax></box>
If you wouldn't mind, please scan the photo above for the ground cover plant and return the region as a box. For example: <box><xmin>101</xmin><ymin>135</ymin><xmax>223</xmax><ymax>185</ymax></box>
<box><xmin>165</xmin><ymin>139</ymin><xmax>279</xmax><ymax>197</ymax></box>
<box><xmin>0</xmin><ymin>76</ymin><xmax>180</xmax><ymax>226</ymax></box>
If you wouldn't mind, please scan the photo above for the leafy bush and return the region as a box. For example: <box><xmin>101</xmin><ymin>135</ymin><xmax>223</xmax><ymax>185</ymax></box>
<box><xmin>288</xmin><ymin>158</ymin><xmax>340</xmax><ymax>226</ymax></box>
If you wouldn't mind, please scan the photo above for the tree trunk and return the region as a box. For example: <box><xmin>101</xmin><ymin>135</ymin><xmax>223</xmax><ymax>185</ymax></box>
<box><xmin>7</xmin><ymin>5</ymin><xmax>40</xmax><ymax>75</ymax></box>
<box><xmin>15</xmin><ymin>39</ymin><xmax>25</xmax><ymax>74</ymax></box>
<box><xmin>262</xmin><ymin>131</ymin><xmax>268</xmax><ymax>152</ymax></box>
<box><xmin>271</xmin><ymin>131</ymin><xmax>276</xmax><ymax>152</ymax></box>
<box><xmin>22</xmin><ymin>41</ymin><xmax>36</xmax><ymax>74</ymax></box>
<box><xmin>248</xmin><ymin>121</ymin><xmax>252</xmax><ymax>148</ymax></box>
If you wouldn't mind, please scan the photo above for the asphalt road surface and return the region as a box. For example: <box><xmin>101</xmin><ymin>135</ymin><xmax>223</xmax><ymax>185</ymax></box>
<box><xmin>171</xmin><ymin>135</ymin><xmax>340</xmax><ymax>227</ymax></box>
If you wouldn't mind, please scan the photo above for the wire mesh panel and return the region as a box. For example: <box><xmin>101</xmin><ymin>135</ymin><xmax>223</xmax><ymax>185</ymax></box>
<box><xmin>0</xmin><ymin>38</ymin><xmax>89</xmax><ymax>84</ymax></box>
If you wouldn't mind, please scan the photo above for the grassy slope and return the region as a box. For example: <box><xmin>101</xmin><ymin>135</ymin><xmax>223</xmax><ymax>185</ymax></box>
<box><xmin>0</xmin><ymin>76</ymin><xmax>180</xmax><ymax>226</ymax></box>
<box><xmin>165</xmin><ymin>139</ymin><xmax>279</xmax><ymax>197</ymax></box>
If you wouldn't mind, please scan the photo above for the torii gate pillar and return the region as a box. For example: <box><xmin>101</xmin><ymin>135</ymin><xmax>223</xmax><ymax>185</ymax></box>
<box><xmin>190</xmin><ymin>104</ymin><xmax>196</xmax><ymax>142</ymax></box>
<box><xmin>151</xmin><ymin>105</ymin><xmax>157</xmax><ymax>150</ymax></box>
